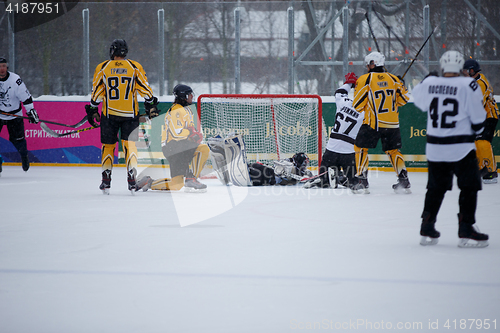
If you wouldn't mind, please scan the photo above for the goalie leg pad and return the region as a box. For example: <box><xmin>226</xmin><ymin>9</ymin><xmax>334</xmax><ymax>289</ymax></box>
<box><xmin>224</xmin><ymin>134</ymin><xmax>252</xmax><ymax>186</ymax></box>
<box><xmin>208</xmin><ymin>137</ymin><xmax>230</xmax><ymax>185</ymax></box>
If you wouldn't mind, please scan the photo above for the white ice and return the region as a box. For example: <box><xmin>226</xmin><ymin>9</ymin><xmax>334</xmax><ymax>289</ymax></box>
<box><xmin>0</xmin><ymin>165</ymin><xmax>499</xmax><ymax>333</ymax></box>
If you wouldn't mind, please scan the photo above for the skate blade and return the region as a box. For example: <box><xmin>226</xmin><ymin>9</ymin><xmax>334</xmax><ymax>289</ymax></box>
<box><xmin>351</xmin><ymin>187</ymin><xmax>369</xmax><ymax>194</ymax></box>
<box><xmin>482</xmin><ymin>178</ymin><xmax>498</xmax><ymax>184</ymax></box>
<box><xmin>458</xmin><ymin>238</ymin><xmax>489</xmax><ymax>248</ymax></box>
<box><xmin>394</xmin><ymin>187</ymin><xmax>412</xmax><ymax>194</ymax></box>
<box><xmin>184</xmin><ymin>187</ymin><xmax>207</xmax><ymax>193</ymax></box>
<box><xmin>129</xmin><ymin>190</ymin><xmax>135</xmax><ymax>196</ymax></box>
<box><xmin>101</xmin><ymin>188</ymin><xmax>110</xmax><ymax>195</ymax></box>
<box><xmin>420</xmin><ymin>236</ymin><xmax>439</xmax><ymax>246</ymax></box>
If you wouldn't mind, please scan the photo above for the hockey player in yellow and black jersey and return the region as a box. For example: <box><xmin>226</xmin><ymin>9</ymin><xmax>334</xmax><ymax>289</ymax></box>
<box><xmin>135</xmin><ymin>84</ymin><xmax>210</xmax><ymax>193</ymax></box>
<box><xmin>352</xmin><ymin>51</ymin><xmax>410</xmax><ymax>193</ymax></box>
<box><xmin>84</xmin><ymin>39</ymin><xmax>160</xmax><ymax>194</ymax></box>
<box><xmin>463</xmin><ymin>59</ymin><xmax>499</xmax><ymax>183</ymax></box>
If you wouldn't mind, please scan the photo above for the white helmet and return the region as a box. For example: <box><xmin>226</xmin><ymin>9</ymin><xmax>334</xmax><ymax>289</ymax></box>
<box><xmin>439</xmin><ymin>50</ymin><xmax>464</xmax><ymax>74</ymax></box>
<box><xmin>364</xmin><ymin>52</ymin><xmax>385</xmax><ymax>67</ymax></box>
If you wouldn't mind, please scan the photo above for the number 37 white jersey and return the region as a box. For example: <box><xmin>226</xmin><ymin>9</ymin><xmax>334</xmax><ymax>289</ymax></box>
<box><xmin>412</xmin><ymin>76</ymin><xmax>486</xmax><ymax>162</ymax></box>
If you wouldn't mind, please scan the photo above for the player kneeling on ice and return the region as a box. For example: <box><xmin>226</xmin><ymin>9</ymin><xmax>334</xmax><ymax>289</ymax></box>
<box><xmin>303</xmin><ymin>73</ymin><xmax>364</xmax><ymax>190</ymax></box>
<box><xmin>413</xmin><ymin>51</ymin><xmax>489</xmax><ymax>248</ymax></box>
<box><xmin>135</xmin><ymin>84</ymin><xmax>209</xmax><ymax>193</ymax></box>
<box><xmin>207</xmin><ymin>133</ymin><xmax>311</xmax><ymax>187</ymax></box>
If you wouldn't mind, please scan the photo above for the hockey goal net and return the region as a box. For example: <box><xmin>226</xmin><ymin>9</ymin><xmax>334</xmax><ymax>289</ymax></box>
<box><xmin>197</xmin><ymin>94</ymin><xmax>324</xmax><ymax>168</ymax></box>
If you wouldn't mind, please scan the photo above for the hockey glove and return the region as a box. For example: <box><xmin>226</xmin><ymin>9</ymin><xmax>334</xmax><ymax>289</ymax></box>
<box><xmin>144</xmin><ymin>97</ymin><xmax>160</xmax><ymax>118</ymax></box>
<box><xmin>344</xmin><ymin>72</ymin><xmax>358</xmax><ymax>85</ymax></box>
<box><xmin>397</xmin><ymin>75</ymin><xmax>406</xmax><ymax>86</ymax></box>
<box><xmin>26</xmin><ymin>109</ymin><xmax>39</xmax><ymax>124</ymax></box>
<box><xmin>85</xmin><ymin>104</ymin><xmax>101</xmax><ymax>128</ymax></box>
<box><xmin>187</xmin><ymin>126</ymin><xmax>203</xmax><ymax>144</ymax></box>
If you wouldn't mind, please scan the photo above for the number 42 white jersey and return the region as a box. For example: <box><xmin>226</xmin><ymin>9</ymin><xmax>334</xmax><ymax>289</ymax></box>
<box><xmin>412</xmin><ymin>76</ymin><xmax>486</xmax><ymax>162</ymax></box>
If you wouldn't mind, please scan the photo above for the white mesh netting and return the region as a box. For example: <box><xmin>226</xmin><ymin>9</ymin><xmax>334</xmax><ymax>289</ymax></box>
<box><xmin>198</xmin><ymin>94</ymin><xmax>325</xmax><ymax>168</ymax></box>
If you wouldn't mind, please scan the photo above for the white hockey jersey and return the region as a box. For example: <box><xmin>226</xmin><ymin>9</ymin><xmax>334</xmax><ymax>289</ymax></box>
<box><xmin>412</xmin><ymin>76</ymin><xmax>486</xmax><ymax>162</ymax></box>
<box><xmin>326</xmin><ymin>83</ymin><xmax>364</xmax><ymax>154</ymax></box>
<box><xmin>0</xmin><ymin>71</ymin><xmax>34</xmax><ymax>121</ymax></box>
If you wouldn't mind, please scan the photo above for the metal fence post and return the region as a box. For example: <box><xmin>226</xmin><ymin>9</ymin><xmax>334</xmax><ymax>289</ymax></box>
<box><xmin>82</xmin><ymin>9</ymin><xmax>90</xmax><ymax>95</ymax></box>
<box><xmin>158</xmin><ymin>9</ymin><xmax>165</xmax><ymax>96</ymax></box>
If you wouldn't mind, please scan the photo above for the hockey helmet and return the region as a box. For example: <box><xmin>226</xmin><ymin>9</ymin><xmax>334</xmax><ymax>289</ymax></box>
<box><xmin>0</xmin><ymin>57</ymin><xmax>7</xmax><ymax>64</ymax></box>
<box><xmin>439</xmin><ymin>50</ymin><xmax>464</xmax><ymax>74</ymax></box>
<box><xmin>109</xmin><ymin>39</ymin><xmax>128</xmax><ymax>59</ymax></box>
<box><xmin>292</xmin><ymin>152</ymin><xmax>309</xmax><ymax>168</ymax></box>
<box><xmin>463</xmin><ymin>59</ymin><xmax>481</xmax><ymax>73</ymax></box>
<box><xmin>364</xmin><ymin>51</ymin><xmax>385</xmax><ymax>67</ymax></box>
<box><xmin>173</xmin><ymin>84</ymin><xmax>194</xmax><ymax>105</ymax></box>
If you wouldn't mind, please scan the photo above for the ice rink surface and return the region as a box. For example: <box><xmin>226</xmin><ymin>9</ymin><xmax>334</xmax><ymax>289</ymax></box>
<box><xmin>0</xmin><ymin>165</ymin><xmax>499</xmax><ymax>333</ymax></box>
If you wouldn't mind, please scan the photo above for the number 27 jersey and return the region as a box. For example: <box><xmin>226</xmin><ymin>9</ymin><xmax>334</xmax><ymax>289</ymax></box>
<box><xmin>412</xmin><ymin>76</ymin><xmax>486</xmax><ymax>162</ymax></box>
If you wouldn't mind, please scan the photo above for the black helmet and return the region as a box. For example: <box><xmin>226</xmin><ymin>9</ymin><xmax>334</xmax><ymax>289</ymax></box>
<box><xmin>0</xmin><ymin>57</ymin><xmax>7</xmax><ymax>64</ymax></box>
<box><xmin>292</xmin><ymin>152</ymin><xmax>309</xmax><ymax>168</ymax></box>
<box><xmin>110</xmin><ymin>39</ymin><xmax>128</xmax><ymax>59</ymax></box>
<box><xmin>173</xmin><ymin>84</ymin><xmax>194</xmax><ymax>106</ymax></box>
<box><xmin>463</xmin><ymin>59</ymin><xmax>481</xmax><ymax>73</ymax></box>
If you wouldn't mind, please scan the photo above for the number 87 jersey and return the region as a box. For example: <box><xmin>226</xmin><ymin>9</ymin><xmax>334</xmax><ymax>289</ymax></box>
<box><xmin>90</xmin><ymin>59</ymin><xmax>154</xmax><ymax>118</ymax></box>
<box><xmin>412</xmin><ymin>75</ymin><xmax>486</xmax><ymax>162</ymax></box>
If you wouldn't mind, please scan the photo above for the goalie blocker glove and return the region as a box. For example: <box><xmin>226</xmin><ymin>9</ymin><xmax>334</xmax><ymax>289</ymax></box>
<box><xmin>26</xmin><ymin>109</ymin><xmax>39</xmax><ymax>124</ymax></box>
<box><xmin>85</xmin><ymin>105</ymin><xmax>100</xmax><ymax>128</ymax></box>
<box><xmin>144</xmin><ymin>97</ymin><xmax>160</xmax><ymax>118</ymax></box>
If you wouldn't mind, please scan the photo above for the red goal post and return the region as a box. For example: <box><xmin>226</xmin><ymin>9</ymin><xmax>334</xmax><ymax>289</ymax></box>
<box><xmin>197</xmin><ymin>94</ymin><xmax>324</xmax><ymax>168</ymax></box>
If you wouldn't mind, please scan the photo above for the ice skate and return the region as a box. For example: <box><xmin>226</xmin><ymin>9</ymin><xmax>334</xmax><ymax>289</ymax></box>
<box><xmin>127</xmin><ymin>168</ymin><xmax>137</xmax><ymax>194</ymax></box>
<box><xmin>0</xmin><ymin>155</ymin><xmax>3</xmax><ymax>176</ymax></box>
<box><xmin>136</xmin><ymin>176</ymin><xmax>153</xmax><ymax>192</ymax></box>
<box><xmin>419</xmin><ymin>214</ymin><xmax>440</xmax><ymax>246</ymax></box>
<box><xmin>392</xmin><ymin>169</ymin><xmax>411</xmax><ymax>194</ymax></box>
<box><xmin>100</xmin><ymin>170</ymin><xmax>111</xmax><ymax>195</ymax></box>
<box><xmin>482</xmin><ymin>171</ymin><xmax>498</xmax><ymax>184</ymax></box>
<box><xmin>184</xmin><ymin>172</ymin><xmax>207</xmax><ymax>193</ymax></box>
<box><xmin>350</xmin><ymin>176</ymin><xmax>369</xmax><ymax>194</ymax></box>
<box><xmin>458</xmin><ymin>222</ymin><xmax>489</xmax><ymax>248</ymax></box>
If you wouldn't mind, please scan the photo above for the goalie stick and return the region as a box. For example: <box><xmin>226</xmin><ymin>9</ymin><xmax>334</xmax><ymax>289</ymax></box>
<box><xmin>0</xmin><ymin>110</ymin><xmax>88</xmax><ymax>128</ymax></box>
<box><xmin>271</xmin><ymin>165</ymin><xmax>328</xmax><ymax>183</ymax></box>
<box><xmin>40</xmin><ymin>122</ymin><xmax>99</xmax><ymax>137</ymax></box>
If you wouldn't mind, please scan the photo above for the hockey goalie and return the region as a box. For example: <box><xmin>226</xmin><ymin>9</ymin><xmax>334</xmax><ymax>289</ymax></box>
<box><xmin>207</xmin><ymin>133</ymin><xmax>312</xmax><ymax>186</ymax></box>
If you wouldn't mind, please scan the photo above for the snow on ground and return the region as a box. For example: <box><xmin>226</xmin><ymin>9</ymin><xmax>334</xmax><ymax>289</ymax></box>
<box><xmin>0</xmin><ymin>165</ymin><xmax>499</xmax><ymax>333</ymax></box>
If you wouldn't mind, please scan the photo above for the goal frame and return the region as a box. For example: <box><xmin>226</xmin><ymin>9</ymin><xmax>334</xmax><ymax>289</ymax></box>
<box><xmin>197</xmin><ymin>94</ymin><xmax>323</xmax><ymax>166</ymax></box>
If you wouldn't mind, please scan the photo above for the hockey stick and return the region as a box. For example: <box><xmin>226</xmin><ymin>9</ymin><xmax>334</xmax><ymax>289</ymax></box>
<box><xmin>0</xmin><ymin>110</ymin><xmax>88</xmax><ymax>128</ymax></box>
<box><xmin>401</xmin><ymin>26</ymin><xmax>437</xmax><ymax>79</ymax></box>
<box><xmin>40</xmin><ymin>122</ymin><xmax>99</xmax><ymax>137</ymax></box>
<box><xmin>365</xmin><ymin>12</ymin><xmax>381</xmax><ymax>52</ymax></box>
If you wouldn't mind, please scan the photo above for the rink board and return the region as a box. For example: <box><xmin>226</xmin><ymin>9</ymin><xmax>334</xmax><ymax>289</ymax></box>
<box><xmin>1</xmin><ymin>98</ymin><xmax>499</xmax><ymax>169</ymax></box>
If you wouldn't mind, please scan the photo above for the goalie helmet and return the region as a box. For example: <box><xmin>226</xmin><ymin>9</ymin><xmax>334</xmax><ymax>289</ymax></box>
<box><xmin>439</xmin><ymin>50</ymin><xmax>464</xmax><ymax>74</ymax></box>
<box><xmin>173</xmin><ymin>84</ymin><xmax>194</xmax><ymax>106</ymax></box>
<box><xmin>292</xmin><ymin>152</ymin><xmax>309</xmax><ymax>168</ymax></box>
<box><xmin>364</xmin><ymin>51</ymin><xmax>385</xmax><ymax>67</ymax></box>
<box><xmin>110</xmin><ymin>39</ymin><xmax>128</xmax><ymax>59</ymax></box>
